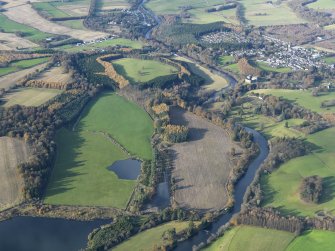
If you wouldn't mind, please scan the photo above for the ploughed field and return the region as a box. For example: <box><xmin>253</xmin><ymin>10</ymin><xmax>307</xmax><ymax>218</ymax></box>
<box><xmin>112</xmin><ymin>58</ymin><xmax>178</xmax><ymax>84</ymax></box>
<box><xmin>0</xmin><ymin>137</ymin><xmax>30</xmax><ymax>209</ymax></box>
<box><xmin>169</xmin><ymin>107</ymin><xmax>242</xmax><ymax>211</ymax></box>
<box><xmin>44</xmin><ymin>93</ymin><xmax>153</xmax><ymax>208</ymax></box>
<box><xmin>204</xmin><ymin>225</ymin><xmax>335</xmax><ymax>251</ymax></box>
<box><xmin>1</xmin><ymin>88</ymin><xmax>62</xmax><ymax>107</ymax></box>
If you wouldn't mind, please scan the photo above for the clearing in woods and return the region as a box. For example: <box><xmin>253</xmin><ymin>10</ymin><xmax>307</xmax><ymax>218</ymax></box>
<box><xmin>1</xmin><ymin>88</ymin><xmax>62</xmax><ymax>107</ymax></box>
<box><xmin>0</xmin><ymin>137</ymin><xmax>30</xmax><ymax>209</ymax></box>
<box><xmin>170</xmin><ymin>107</ymin><xmax>242</xmax><ymax>211</ymax></box>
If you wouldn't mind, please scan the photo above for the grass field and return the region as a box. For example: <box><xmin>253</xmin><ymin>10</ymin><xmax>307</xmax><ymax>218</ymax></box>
<box><xmin>33</xmin><ymin>0</ymin><xmax>90</xmax><ymax>18</ymax></box>
<box><xmin>34</xmin><ymin>65</ymin><xmax>73</xmax><ymax>84</ymax></box>
<box><xmin>262</xmin><ymin>127</ymin><xmax>335</xmax><ymax>216</ymax></box>
<box><xmin>0</xmin><ymin>57</ymin><xmax>50</xmax><ymax>77</ymax></box>
<box><xmin>1</xmin><ymin>88</ymin><xmax>62</xmax><ymax>107</ymax></box>
<box><xmin>112</xmin><ymin>58</ymin><xmax>178</xmax><ymax>84</ymax></box>
<box><xmin>252</xmin><ymin>89</ymin><xmax>335</xmax><ymax>114</ymax></box>
<box><xmin>204</xmin><ymin>225</ymin><xmax>295</xmax><ymax>251</ymax></box>
<box><xmin>33</xmin><ymin>2</ymin><xmax>70</xmax><ymax>18</ymax></box>
<box><xmin>223</xmin><ymin>63</ymin><xmax>240</xmax><ymax>75</ymax></box>
<box><xmin>174</xmin><ymin>56</ymin><xmax>229</xmax><ymax>91</ymax></box>
<box><xmin>56</xmin><ymin>20</ymin><xmax>87</xmax><ymax>30</ymax></box>
<box><xmin>323</xmin><ymin>56</ymin><xmax>335</xmax><ymax>64</ymax></box>
<box><xmin>0</xmin><ymin>13</ymin><xmax>52</xmax><ymax>42</ymax></box>
<box><xmin>0</xmin><ymin>137</ymin><xmax>30</xmax><ymax>209</ymax></box>
<box><xmin>0</xmin><ymin>32</ymin><xmax>39</xmax><ymax>51</ymax></box>
<box><xmin>218</xmin><ymin>56</ymin><xmax>235</xmax><ymax>66</ymax></box>
<box><xmin>254</xmin><ymin>61</ymin><xmax>292</xmax><ymax>73</ymax></box>
<box><xmin>57</xmin><ymin>38</ymin><xmax>143</xmax><ymax>52</ymax></box>
<box><xmin>113</xmin><ymin>221</ymin><xmax>192</xmax><ymax>251</ymax></box>
<box><xmin>97</xmin><ymin>0</ymin><xmax>131</xmax><ymax>11</ymax></box>
<box><xmin>286</xmin><ymin>230</ymin><xmax>335</xmax><ymax>251</ymax></box>
<box><xmin>240</xmin><ymin>0</ymin><xmax>307</xmax><ymax>26</ymax></box>
<box><xmin>146</xmin><ymin>0</ymin><xmax>238</xmax><ymax>24</ymax></box>
<box><xmin>170</xmin><ymin>107</ymin><xmax>242</xmax><ymax>210</ymax></box>
<box><xmin>324</xmin><ymin>24</ymin><xmax>335</xmax><ymax>30</ymax></box>
<box><xmin>307</xmin><ymin>0</ymin><xmax>335</xmax><ymax>10</ymax></box>
<box><xmin>45</xmin><ymin>93</ymin><xmax>153</xmax><ymax>207</ymax></box>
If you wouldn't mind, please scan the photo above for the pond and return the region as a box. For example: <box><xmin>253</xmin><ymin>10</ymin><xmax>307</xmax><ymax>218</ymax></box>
<box><xmin>0</xmin><ymin>216</ymin><xmax>109</xmax><ymax>251</ymax></box>
<box><xmin>108</xmin><ymin>159</ymin><xmax>141</xmax><ymax>180</ymax></box>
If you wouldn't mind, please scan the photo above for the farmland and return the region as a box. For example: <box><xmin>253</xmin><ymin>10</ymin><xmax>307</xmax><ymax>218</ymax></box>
<box><xmin>113</xmin><ymin>221</ymin><xmax>193</xmax><ymax>251</ymax></box>
<box><xmin>44</xmin><ymin>93</ymin><xmax>153</xmax><ymax>207</ymax></box>
<box><xmin>0</xmin><ymin>137</ymin><xmax>30</xmax><ymax>209</ymax></box>
<box><xmin>253</xmin><ymin>61</ymin><xmax>292</xmax><ymax>73</ymax></box>
<box><xmin>1</xmin><ymin>88</ymin><xmax>62</xmax><ymax>107</ymax></box>
<box><xmin>174</xmin><ymin>56</ymin><xmax>229</xmax><ymax>91</ymax></box>
<box><xmin>112</xmin><ymin>58</ymin><xmax>178</xmax><ymax>84</ymax></box>
<box><xmin>57</xmin><ymin>38</ymin><xmax>143</xmax><ymax>52</ymax></box>
<box><xmin>34</xmin><ymin>65</ymin><xmax>73</xmax><ymax>84</ymax></box>
<box><xmin>0</xmin><ymin>32</ymin><xmax>39</xmax><ymax>51</ymax></box>
<box><xmin>170</xmin><ymin>107</ymin><xmax>242</xmax><ymax>210</ymax></box>
<box><xmin>0</xmin><ymin>62</ymin><xmax>48</xmax><ymax>90</ymax></box>
<box><xmin>251</xmin><ymin>89</ymin><xmax>335</xmax><ymax>114</ymax></box>
<box><xmin>307</xmin><ymin>0</ymin><xmax>335</xmax><ymax>10</ymax></box>
<box><xmin>204</xmin><ymin>226</ymin><xmax>335</xmax><ymax>251</ymax></box>
<box><xmin>97</xmin><ymin>0</ymin><xmax>131</xmax><ymax>11</ymax></box>
<box><xmin>0</xmin><ymin>57</ymin><xmax>50</xmax><ymax>77</ymax></box>
<box><xmin>262</xmin><ymin>127</ymin><xmax>335</xmax><ymax>216</ymax></box>
<box><xmin>204</xmin><ymin>225</ymin><xmax>295</xmax><ymax>251</ymax></box>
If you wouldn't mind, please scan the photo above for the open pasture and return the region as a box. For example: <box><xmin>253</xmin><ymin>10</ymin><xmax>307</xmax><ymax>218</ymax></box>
<box><xmin>170</xmin><ymin>107</ymin><xmax>242</xmax><ymax>211</ymax></box>
<box><xmin>1</xmin><ymin>2</ymin><xmax>107</xmax><ymax>41</ymax></box>
<box><xmin>0</xmin><ymin>32</ymin><xmax>39</xmax><ymax>51</ymax></box>
<box><xmin>204</xmin><ymin>225</ymin><xmax>295</xmax><ymax>251</ymax></box>
<box><xmin>251</xmin><ymin>89</ymin><xmax>335</xmax><ymax>114</ymax></box>
<box><xmin>44</xmin><ymin>93</ymin><xmax>153</xmax><ymax>207</ymax></box>
<box><xmin>33</xmin><ymin>0</ymin><xmax>90</xmax><ymax>18</ymax></box>
<box><xmin>286</xmin><ymin>230</ymin><xmax>335</xmax><ymax>251</ymax></box>
<box><xmin>112</xmin><ymin>58</ymin><xmax>178</xmax><ymax>84</ymax></box>
<box><xmin>174</xmin><ymin>56</ymin><xmax>229</xmax><ymax>91</ymax></box>
<box><xmin>34</xmin><ymin>65</ymin><xmax>73</xmax><ymax>84</ymax></box>
<box><xmin>1</xmin><ymin>88</ymin><xmax>62</xmax><ymax>107</ymax></box>
<box><xmin>113</xmin><ymin>221</ymin><xmax>193</xmax><ymax>251</ymax></box>
<box><xmin>262</xmin><ymin>127</ymin><xmax>335</xmax><ymax>216</ymax></box>
<box><xmin>0</xmin><ymin>137</ymin><xmax>30</xmax><ymax>209</ymax></box>
<box><xmin>0</xmin><ymin>57</ymin><xmax>50</xmax><ymax>77</ymax></box>
<box><xmin>253</xmin><ymin>61</ymin><xmax>292</xmax><ymax>73</ymax></box>
<box><xmin>97</xmin><ymin>0</ymin><xmax>131</xmax><ymax>11</ymax></box>
<box><xmin>240</xmin><ymin>0</ymin><xmax>307</xmax><ymax>26</ymax></box>
<box><xmin>146</xmin><ymin>0</ymin><xmax>237</xmax><ymax>24</ymax></box>
<box><xmin>307</xmin><ymin>0</ymin><xmax>335</xmax><ymax>10</ymax></box>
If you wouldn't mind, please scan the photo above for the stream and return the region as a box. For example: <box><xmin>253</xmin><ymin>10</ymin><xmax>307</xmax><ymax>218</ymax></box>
<box><xmin>174</xmin><ymin>128</ymin><xmax>269</xmax><ymax>250</ymax></box>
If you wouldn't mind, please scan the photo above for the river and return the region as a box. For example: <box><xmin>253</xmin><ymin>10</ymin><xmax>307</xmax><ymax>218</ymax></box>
<box><xmin>174</xmin><ymin>128</ymin><xmax>269</xmax><ymax>250</ymax></box>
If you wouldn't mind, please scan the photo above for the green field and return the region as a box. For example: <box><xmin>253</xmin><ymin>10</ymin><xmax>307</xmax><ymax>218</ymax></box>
<box><xmin>307</xmin><ymin>0</ymin><xmax>335</xmax><ymax>10</ymax></box>
<box><xmin>0</xmin><ymin>14</ymin><xmax>52</xmax><ymax>43</ymax></box>
<box><xmin>1</xmin><ymin>88</ymin><xmax>62</xmax><ymax>107</ymax></box>
<box><xmin>323</xmin><ymin>56</ymin><xmax>335</xmax><ymax>64</ymax></box>
<box><xmin>252</xmin><ymin>89</ymin><xmax>335</xmax><ymax>114</ymax></box>
<box><xmin>204</xmin><ymin>226</ymin><xmax>335</xmax><ymax>251</ymax></box>
<box><xmin>286</xmin><ymin>230</ymin><xmax>335</xmax><ymax>251</ymax></box>
<box><xmin>254</xmin><ymin>61</ymin><xmax>292</xmax><ymax>73</ymax></box>
<box><xmin>113</xmin><ymin>221</ymin><xmax>192</xmax><ymax>251</ymax></box>
<box><xmin>112</xmin><ymin>58</ymin><xmax>178</xmax><ymax>84</ymax></box>
<box><xmin>56</xmin><ymin>38</ymin><xmax>143</xmax><ymax>52</ymax></box>
<box><xmin>56</xmin><ymin>20</ymin><xmax>87</xmax><ymax>30</ymax></box>
<box><xmin>223</xmin><ymin>63</ymin><xmax>239</xmax><ymax>75</ymax></box>
<box><xmin>33</xmin><ymin>0</ymin><xmax>90</xmax><ymax>18</ymax></box>
<box><xmin>146</xmin><ymin>0</ymin><xmax>238</xmax><ymax>24</ymax></box>
<box><xmin>204</xmin><ymin>225</ymin><xmax>295</xmax><ymax>251</ymax></box>
<box><xmin>262</xmin><ymin>127</ymin><xmax>335</xmax><ymax>216</ymax></box>
<box><xmin>0</xmin><ymin>57</ymin><xmax>50</xmax><ymax>77</ymax></box>
<box><xmin>44</xmin><ymin>93</ymin><xmax>153</xmax><ymax>207</ymax></box>
<box><xmin>97</xmin><ymin>0</ymin><xmax>131</xmax><ymax>10</ymax></box>
<box><xmin>33</xmin><ymin>2</ymin><xmax>70</xmax><ymax>18</ymax></box>
<box><xmin>324</xmin><ymin>24</ymin><xmax>335</xmax><ymax>30</ymax></box>
<box><xmin>218</xmin><ymin>56</ymin><xmax>235</xmax><ymax>66</ymax></box>
<box><xmin>240</xmin><ymin>0</ymin><xmax>307</xmax><ymax>26</ymax></box>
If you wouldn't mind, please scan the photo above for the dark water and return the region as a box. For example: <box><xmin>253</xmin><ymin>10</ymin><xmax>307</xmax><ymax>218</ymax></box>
<box><xmin>108</xmin><ymin>159</ymin><xmax>141</xmax><ymax>180</ymax></box>
<box><xmin>174</xmin><ymin>128</ymin><xmax>269</xmax><ymax>250</ymax></box>
<box><xmin>0</xmin><ymin>217</ymin><xmax>109</xmax><ymax>251</ymax></box>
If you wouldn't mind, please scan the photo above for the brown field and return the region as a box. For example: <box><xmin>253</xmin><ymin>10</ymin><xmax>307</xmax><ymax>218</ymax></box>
<box><xmin>0</xmin><ymin>137</ymin><xmax>30</xmax><ymax>209</ymax></box>
<box><xmin>35</xmin><ymin>65</ymin><xmax>73</xmax><ymax>84</ymax></box>
<box><xmin>170</xmin><ymin>107</ymin><xmax>242</xmax><ymax>211</ymax></box>
<box><xmin>0</xmin><ymin>32</ymin><xmax>39</xmax><ymax>51</ymax></box>
<box><xmin>2</xmin><ymin>2</ymin><xmax>107</xmax><ymax>41</ymax></box>
<box><xmin>0</xmin><ymin>62</ymin><xmax>48</xmax><ymax>90</ymax></box>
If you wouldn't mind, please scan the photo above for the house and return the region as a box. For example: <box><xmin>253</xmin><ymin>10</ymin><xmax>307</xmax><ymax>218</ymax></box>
<box><xmin>245</xmin><ymin>75</ymin><xmax>258</xmax><ymax>84</ymax></box>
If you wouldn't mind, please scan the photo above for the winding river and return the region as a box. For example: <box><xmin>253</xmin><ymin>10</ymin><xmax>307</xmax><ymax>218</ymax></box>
<box><xmin>174</xmin><ymin>128</ymin><xmax>269</xmax><ymax>250</ymax></box>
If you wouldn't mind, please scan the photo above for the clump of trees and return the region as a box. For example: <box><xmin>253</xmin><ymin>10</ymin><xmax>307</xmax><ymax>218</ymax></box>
<box><xmin>237</xmin><ymin>58</ymin><xmax>261</xmax><ymax>77</ymax></box>
<box><xmin>163</xmin><ymin>124</ymin><xmax>189</xmax><ymax>143</ymax></box>
<box><xmin>300</xmin><ymin>175</ymin><xmax>323</xmax><ymax>204</ymax></box>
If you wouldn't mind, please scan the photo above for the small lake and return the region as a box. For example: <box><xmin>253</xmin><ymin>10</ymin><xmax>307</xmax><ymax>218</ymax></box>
<box><xmin>108</xmin><ymin>159</ymin><xmax>141</xmax><ymax>180</ymax></box>
<box><xmin>0</xmin><ymin>216</ymin><xmax>109</xmax><ymax>251</ymax></box>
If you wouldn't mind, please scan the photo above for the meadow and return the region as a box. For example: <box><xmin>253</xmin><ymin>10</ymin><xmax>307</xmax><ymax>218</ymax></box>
<box><xmin>0</xmin><ymin>13</ymin><xmax>51</xmax><ymax>43</ymax></box>
<box><xmin>251</xmin><ymin>89</ymin><xmax>335</xmax><ymax>114</ymax></box>
<box><xmin>32</xmin><ymin>2</ymin><xmax>70</xmax><ymax>19</ymax></box>
<box><xmin>113</xmin><ymin>221</ymin><xmax>192</xmax><ymax>251</ymax></box>
<box><xmin>253</xmin><ymin>61</ymin><xmax>292</xmax><ymax>73</ymax></box>
<box><xmin>97</xmin><ymin>0</ymin><xmax>131</xmax><ymax>11</ymax></box>
<box><xmin>323</xmin><ymin>56</ymin><xmax>335</xmax><ymax>64</ymax></box>
<box><xmin>0</xmin><ymin>57</ymin><xmax>50</xmax><ymax>77</ymax></box>
<box><xmin>262</xmin><ymin>127</ymin><xmax>335</xmax><ymax>216</ymax></box>
<box><xmin>112</xmin><ymin>58</ymin><xmax>178</xmax><ymax>84</ymax></box>
<box><xmin>57</xmin><ymin>38</ymin><xmax>143</xmax><ymax>52</ymax></box>
<box><xmin>307</xmin><ymin>0</ymin><xmax>335</xmax><ymax>10</ymax></box>
<box><xmin>33</xmin><ymin>0</ymin><xmax>90</xmax><ymax>18</ymax></box>
<box><xmin>45</xmin><ymin>93</ymin><xmax>153</xmax><ymax>207</ymax></box>
<box><xmin>1</xmin><ymin>88</ymin><xmax>62</xmax><ymax>107</ymax></box>
<box><xmin>204</xmin><ymin>226</ymin><xmax>335</xmax><ymax>251</ymax></box>
<box><xmin>174</xmin><ymin>56</ymin><xmax>229</xmax><ymax>91</ymax></box>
